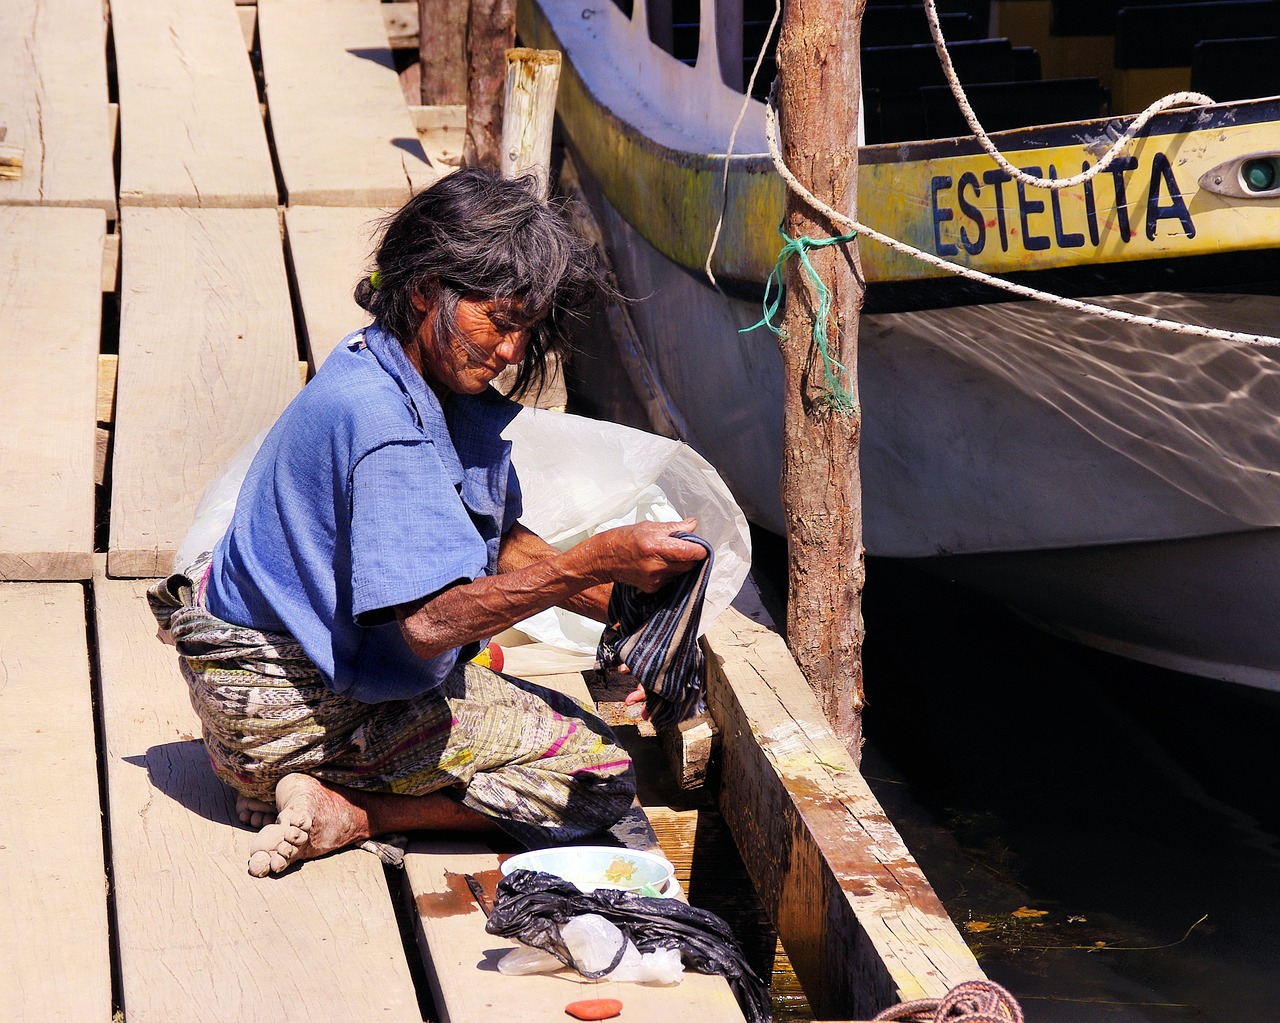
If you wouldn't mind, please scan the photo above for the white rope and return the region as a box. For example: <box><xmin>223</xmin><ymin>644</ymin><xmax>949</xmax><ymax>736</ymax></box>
<box><xmin>763</xmin><ymin>99</ymin><xmax>1280</xmax><ymax>348</ymax></box>
<box><xmin>705</xmin><ymin>0</ymin><xmax>784</xmax><ymax>289</ymax></box>
<box><xmin>922</xmin><ymin>0</ymin><xmax>1214</xmax><ymax>189</ymax></box>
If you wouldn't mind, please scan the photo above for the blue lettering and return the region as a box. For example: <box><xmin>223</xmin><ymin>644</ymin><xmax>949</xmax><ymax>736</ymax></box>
<box><xmin>1016</xmin><ymin>167</ymin><xmax>1051</xmax><ymax>251</ymax></box>
<box><xmin>1146</xmin><ymin>152</ymin><xmax>1196</xmax><ymax>240</ymax></box>
<box><xmin>1048</xmin><ymin>164</ymin><xmax>1085</xmax><ymax>248</ymax></box>
<box><xmin>957</xmin><ymin>172</ymin><xmax>985</xmax><ymax>254</ymax></box>
<box><xmin>1082</xmin><ymin>161</ymin><xmax>1100</xmax><ymax>246</ymax></box>
<box><xmin>982</xmin><ymin>169</ymin><xmax>1012</xmax><ymax>251</ymax></box>
<box><xmin>1106</xmin><ymin>156</ymin><xmax>1139</xmax><ymax>242</ymax></box>
<box><xmin>931</xmin><ymin>176</ymin><xmax>958</xmax><ymax>256</ymax></box>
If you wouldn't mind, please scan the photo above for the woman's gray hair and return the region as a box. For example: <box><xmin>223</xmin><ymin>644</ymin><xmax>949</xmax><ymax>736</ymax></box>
<box><xmin>354</xmin><ymin>168</ymin><xmax>611</xmax><ymax>398</ymax></box>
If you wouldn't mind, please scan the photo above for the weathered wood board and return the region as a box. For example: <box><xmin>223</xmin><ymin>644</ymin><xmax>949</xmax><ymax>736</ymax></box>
<box><xmin>403</xmin><ymin>839</ymin><xmax>748</xmax><ymax>1023</ymax></box>
<box><xmin>284</xmin><ymin>205</ymin><xmax>381</xmax><ymax>370</ymax></box>
<box><xmin>704</xmin><ymin>608</ymin><xmax>985</xmax><ymax>1020</ymax></box>
<box><xmin>93</xmin><ymin>571</ymin><xmax>424</xmax><ymax>1022</ymax></box>
<box><xmin>111</xmin><ymin>0</ymin><xmax>277</xmax><ymax>207</ymax></box>
<box><xmin>0</xmin><ymin>582</ymin><xmax>113</xmax><ymax>1021</ymax></box>
<box><xmin>0</xmin><ymin>207</ymin><xmax>104</xmax><ymax>580</ymax></box>
<box><xmin>257</xmin><ymin>0</ymin><xmax>439</xmax><ymax>205</ymax></box>
<box><xmin>109</xmin><ymin>208</ymin><xmax>299</xmax><ymax>577</ymax></box>
<box><xmin>0</xmin><ymin>0</ymin><xmax>116</xmax><ymax>215</ymax></box>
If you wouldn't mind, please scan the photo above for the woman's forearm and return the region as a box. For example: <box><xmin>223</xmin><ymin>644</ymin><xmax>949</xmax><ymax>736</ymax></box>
<box><xmin>395</xmin><ymin>520</ymin><xmax>705</xmax><ymax>660</ymax></box>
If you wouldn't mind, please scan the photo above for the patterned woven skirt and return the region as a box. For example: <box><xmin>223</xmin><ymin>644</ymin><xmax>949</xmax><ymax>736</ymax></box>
<box><xmin>147</xmin><ymin>562</ymin><xmax>635</xmax><ymax>848</ymax></box>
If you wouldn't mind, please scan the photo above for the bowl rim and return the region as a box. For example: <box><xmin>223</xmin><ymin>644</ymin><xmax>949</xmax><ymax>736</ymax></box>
<box><xmin>500</xmin><ymin>845</ymin><xmax>675</xmax><ymax>890</ymax></box>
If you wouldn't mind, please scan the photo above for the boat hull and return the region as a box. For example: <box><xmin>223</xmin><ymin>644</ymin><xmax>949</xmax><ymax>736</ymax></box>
<box><xmin>570</xmin><ymin>177</ymin><xmax>1280</xmax><ymax>691</ymax></box>
<box><xmin>529</xmin><ymin>0</ymin><xmax>1280</xmax><ymax>689</ymax></box>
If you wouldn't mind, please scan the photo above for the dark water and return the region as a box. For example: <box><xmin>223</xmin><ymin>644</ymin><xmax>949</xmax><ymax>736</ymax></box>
<box><xmin>846</xmin><ymin>553</ymin><xmax>1280</xmax><ymax>1022</ymax></box>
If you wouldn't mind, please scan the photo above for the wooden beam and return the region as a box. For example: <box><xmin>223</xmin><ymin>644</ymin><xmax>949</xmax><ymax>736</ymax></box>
<box><xmin>93</xmin><ymin>570</ymin><xmax>423</xmax><ymax>1022</ymax></box>
<box><xmin>384</xmin><ymin>1</ymin><xmax>418</xmax><ymax>49</ymax></box>
<box><xmin>777</xmin><ymin>0</ymin><xmax>867</xmax><ymax>755</ymax></box>
<box><xmin>500</xmin><ymin>48</ymin><xmax>562</xmax><ymax>198</ymax></box>
<box><xmin>704</xmin><ymin>608</ymin><xmax>984</xmax><ymax>1019</ymax></box>
<box><xmin>0</xmin><ymin>0</ymin><xmax>116</xmax><ymax>215</ymax></box>
<box><xmin>0</xmin><ymin>207</ymin><xmax>103</xmax><ymax>580</ymax></box>
<box><xmin>463</xmin><ymin>0</ymin><xmax>517</xmax><ymax>169</ymax></box>
<box><xmin>112</xmin><ymin>0</ymin><xmax>277</xmax><ymax>207</ymax></box>
<box><xmin>420</xmin><ymin>0</ymin><xmax>468</xmax><ymax>105</ymax></box>
<box><xmin>0</xmin><ymin>582</ymin><xmax>113</xmax><ymax>1020</ymax></box>
<box><xmin>257</xmin><ymin>0</ymin><xmax>438</xmax><ymax>206</ymax></box>
<box><xmin>109</xmin><ymin>208</ymin><xmax>299</xmax><ymax>577</ymax></box>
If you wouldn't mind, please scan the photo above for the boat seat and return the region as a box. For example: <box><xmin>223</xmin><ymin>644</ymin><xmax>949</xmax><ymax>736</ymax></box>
<box><xmin>1190</xmin><ymin>35</ymin><xmax>1280</xmax><ymax>100</ymax></box>
<box><xmin>862</xmin><ymin>7</ymin><xmax>980</xmax><ymax>48</ymax></box>
<box><xmin>919</xmin><ymin>76</ymin><xmax>1110</xmax><ymax>137</ymax></box>
<box><xmin>1113</xmin><ymin>0</ymin><xmax>1280</xmax><ymax>110</ymax></box>
<box><xmin>861</xmin><ymin>37</ymin><xmax>1018</xmax><ymax>98</ymax></box>
<box><xmin>1049</xmin><ymin>0</ymin><xmax>1192</xmax><ymax>37</ymax></box>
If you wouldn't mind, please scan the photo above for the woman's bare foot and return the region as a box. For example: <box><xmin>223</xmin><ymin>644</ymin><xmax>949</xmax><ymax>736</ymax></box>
<box><xmin>247</xmin><ymin>774</ymin><xmax>371</xmax><ymax>878</ymax></box>
<box><xmin>235</xmin><ymin>794</ymin><xmax>276</xmax><ymax>828</ymax></box>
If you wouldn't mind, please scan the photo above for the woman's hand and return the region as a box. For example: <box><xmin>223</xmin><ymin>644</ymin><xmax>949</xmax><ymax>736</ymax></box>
<box><xmin>582</xmin><ymin>518</ymin><xmax>708</xmax><ymax>593</ymax></box>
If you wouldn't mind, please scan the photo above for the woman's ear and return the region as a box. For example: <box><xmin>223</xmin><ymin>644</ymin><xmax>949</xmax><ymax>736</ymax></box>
<box><xmin>411</xmin><ymin>290</ymin><xmax>429</xmax><ymax>313</ymax></box>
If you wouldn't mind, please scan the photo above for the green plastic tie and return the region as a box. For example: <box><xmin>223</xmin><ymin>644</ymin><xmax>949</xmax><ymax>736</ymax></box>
<box><xmin>744</xmin><ymin>227</ymin><xmax>860</xmax><ymax>413</ymax></box>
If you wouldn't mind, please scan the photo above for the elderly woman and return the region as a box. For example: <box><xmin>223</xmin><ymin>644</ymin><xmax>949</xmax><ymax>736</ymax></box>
<box><xmin>149</xmin><ymin>169</ymin><xmax>706</xmax><ymax>877</ymax></box>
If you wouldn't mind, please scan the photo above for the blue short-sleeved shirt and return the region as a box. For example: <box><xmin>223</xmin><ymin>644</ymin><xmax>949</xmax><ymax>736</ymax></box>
<box><xmin>206</xmin><ymin>324</ymin><xmax>523</xmax><ymax>703</ymax></box>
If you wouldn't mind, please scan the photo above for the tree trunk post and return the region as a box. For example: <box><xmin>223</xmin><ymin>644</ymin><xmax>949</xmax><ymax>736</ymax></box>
<box><xmin>776</xmin><ymin>0</ymin><xmax>867</xmax><ymax>759</ymax></box>
<box><xmin>419</xmin><ymin>0</ymin><xmax>468</xmax><ymax>105</ymax></box>
<box><xmin>500</xmin><ymin>48</ymin><xmax>562</xmax><ymax>198</ymax></box>
<box><xmin>462</xmin><ymin>0</ymin><xmax>518</xmax><ymax>170</ymax></box>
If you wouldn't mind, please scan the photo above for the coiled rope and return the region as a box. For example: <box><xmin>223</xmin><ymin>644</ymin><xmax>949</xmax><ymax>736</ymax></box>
<box><xmin>872</xmin><ymin>978</ymin><xmax>1025</xmax><ymax>1022</ymax></box>
<box><xmin>708</xmin><ymin>0</ymin><xmax>1280</xmax><ymax>349</ymax></box>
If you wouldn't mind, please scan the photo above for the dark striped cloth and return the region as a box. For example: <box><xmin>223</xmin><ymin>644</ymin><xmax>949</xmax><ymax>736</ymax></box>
<box><xmin>596</xmin><ymin>532</ymin><xmax>714</xmax><ymax>729</ymax></box>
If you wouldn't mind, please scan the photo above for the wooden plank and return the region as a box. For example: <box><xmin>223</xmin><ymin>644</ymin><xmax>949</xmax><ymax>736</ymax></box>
<box><xmin>258</xmin><ymin>0</ymin><xmax>439</xmax><ymax>205</ymax></box>
<box><xmin>0</xmin><ymin>0</ymin><xmax>115</xmax><ymax>215</ymax></box>
<box><xmin>111</xmin><ymin>0</ymin><xmax>277</xmax><ymax>207</ymax></box>
<box><xmin>704</xmin><ymin>608</ymin><xmax>985</xmax><ymax>1020</ymax></box>
<box><xmin>0</xmin><ymin>207</ymin><xmax>103</xmax><ymax>580</ymax></box>
<box><xmin>0</xmin><ymin>582</ymin><xmax>113</xmax><ymax>1021</ymax></box>
<box><xmin>404</xmin><ymin>839</ymin><xmax>747</xmax><ymax>1023</ymax></box>
<box><xmin>109</xmin><ymin>208</ymin><xmax>299</xmax><ymax>577</ymax></box>
<box><xmin>283</xmin><ymin>205</ymin><xmax>381</xmax><ymax>370</ymax></box>
<box><xmin>93</xmin><ymin>570</ymin><xmax>423</xmax><ymax>1022</ymax></box>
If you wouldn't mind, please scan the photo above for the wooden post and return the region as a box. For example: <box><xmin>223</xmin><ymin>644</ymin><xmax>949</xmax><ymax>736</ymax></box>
<box><xmin>500</xmin><ymin>48</ymin><xmax>562</xmax><ymax>198</ymax></box>
<box><xmin>776</xmin><ymin>0</ymin><xmax>867</xmax><ymax>759</ymax></box>
<box><xmin>418</xmin><ymin>0</ymin><xmax>467</xmax><ymax>105</ymax></box>
<box><xmin>462</xmin><ymin>0</ymin><xmax>517</xmax><ymax>170</ymax></box>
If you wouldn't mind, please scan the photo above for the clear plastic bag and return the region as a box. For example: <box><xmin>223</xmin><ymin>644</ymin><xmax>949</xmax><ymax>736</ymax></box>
<box><xmin>503</xmin><ymin>408</ymin><xmax>751</xmax><ymax>652</ymax></box>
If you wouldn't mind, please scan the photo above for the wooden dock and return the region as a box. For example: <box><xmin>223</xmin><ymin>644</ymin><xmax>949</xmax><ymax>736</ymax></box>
<box><xmin>0</xmin><ymin>2</ymin><xmax>982</xmax><ymax>1020</ymax></box>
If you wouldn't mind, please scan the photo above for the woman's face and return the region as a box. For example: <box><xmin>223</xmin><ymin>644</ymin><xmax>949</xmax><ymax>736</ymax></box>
<box><xmin>412</xmin><ymin>295</ymin><xmax>533</xmax><ymax>395</ymax></box>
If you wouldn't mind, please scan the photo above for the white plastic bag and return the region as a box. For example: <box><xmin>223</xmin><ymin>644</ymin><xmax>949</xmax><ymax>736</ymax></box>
<box><xmin>503</xmin><ymin>408</ymin><xmax>751</xmax><ymax>653</ymax></box>
<box><xmin>496</xmin><ymin>913</ymin><xmax>684</xmax><ymax>985</ymax></box>
<box><xmin>174</xmin><ymin>429</ymin><xmax>269</xmax><ymax>575</ymax></box>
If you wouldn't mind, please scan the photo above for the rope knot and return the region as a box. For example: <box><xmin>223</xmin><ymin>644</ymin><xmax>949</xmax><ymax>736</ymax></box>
<box><xmin>745</xmin><ymin>226</ymin><xmax>860</xmax><ymax>413</ymax></box>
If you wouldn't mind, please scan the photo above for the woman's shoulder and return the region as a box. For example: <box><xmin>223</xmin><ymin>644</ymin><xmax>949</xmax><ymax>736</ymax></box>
<box><xmin>289</xmin><ymin>339</ymin><xmax>428</xmax><ymax>449</ymax></box>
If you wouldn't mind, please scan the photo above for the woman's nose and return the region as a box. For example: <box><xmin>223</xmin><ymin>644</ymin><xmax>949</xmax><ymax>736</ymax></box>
<box><xmin>497</xmin><ymin>332</ymin><xmax>528</xmax><ymax>364</ymax></box>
